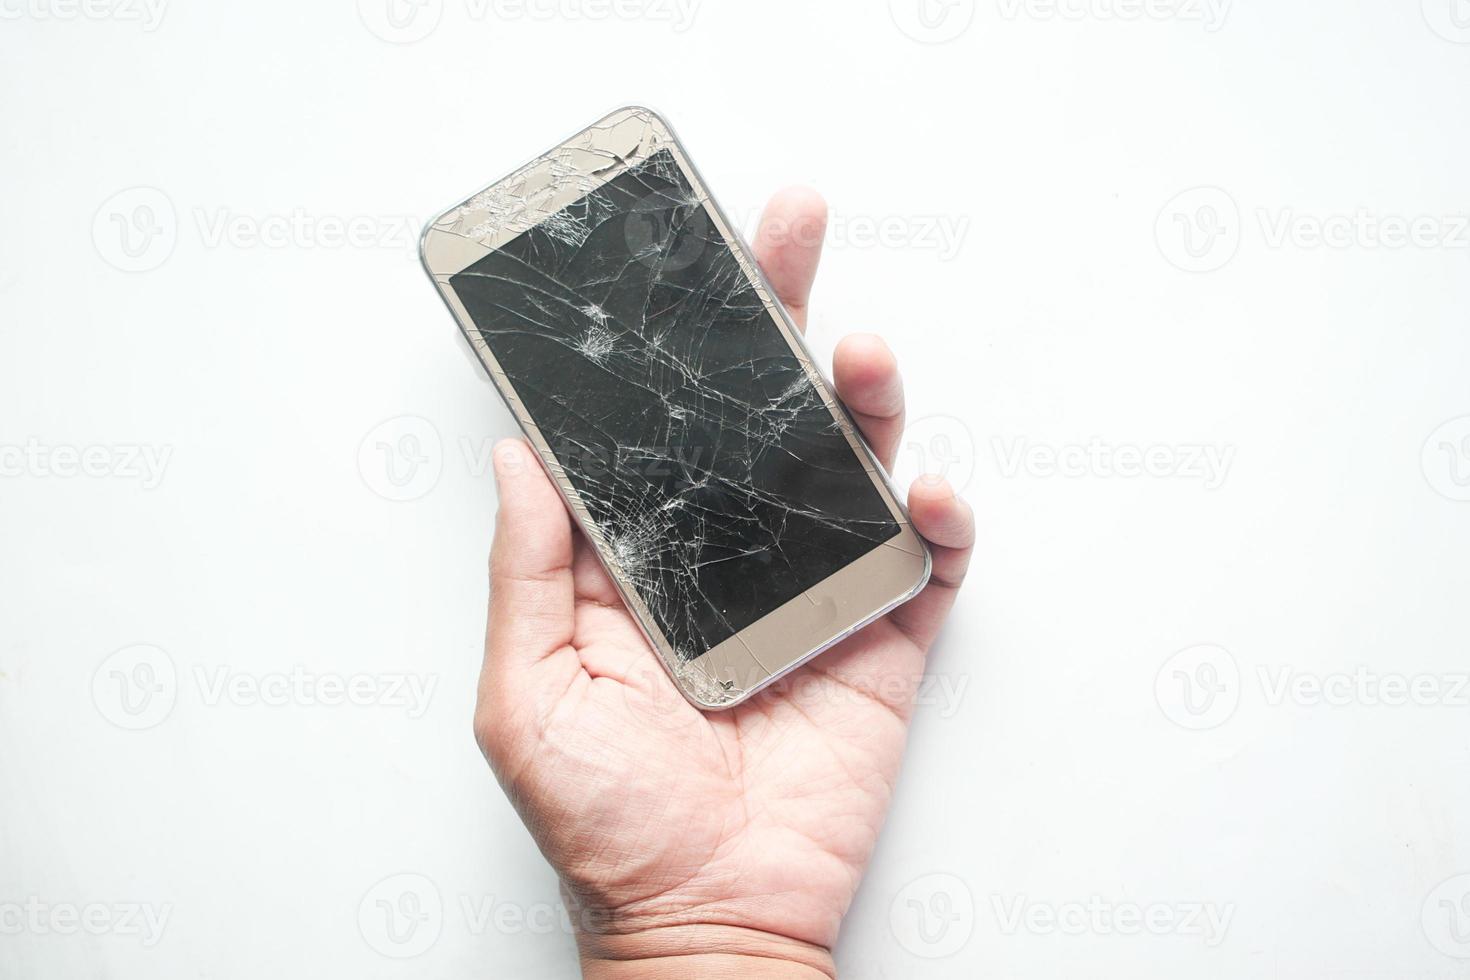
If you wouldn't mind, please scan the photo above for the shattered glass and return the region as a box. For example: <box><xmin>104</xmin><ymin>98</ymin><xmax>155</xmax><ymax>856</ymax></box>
<box><xmin>448</xmin><ymin>149</ymin><xmax>901</xmax><ymax>660</ymax></box>
<box><xmin>421</xmin><ymin>110</ymin><xmax>926</xmax><ymax>705</ymax></box>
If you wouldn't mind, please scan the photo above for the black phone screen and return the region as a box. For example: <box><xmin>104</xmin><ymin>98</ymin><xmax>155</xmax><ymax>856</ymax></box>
<box><xmin>449</xmin><ymin>149</ymin><xmax>901</xmax><ymax>660</ymax></box>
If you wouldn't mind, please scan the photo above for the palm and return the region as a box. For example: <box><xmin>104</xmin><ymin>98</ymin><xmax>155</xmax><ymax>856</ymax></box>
<box><xmin>473</xmin><ymin>187</ymin><xmax>973</xmax><ymax>960</ymax></box>
<box><xmin>496</xmin><ymin>548</ymin><xmax>924</xmax><ymax>950</ymax></box>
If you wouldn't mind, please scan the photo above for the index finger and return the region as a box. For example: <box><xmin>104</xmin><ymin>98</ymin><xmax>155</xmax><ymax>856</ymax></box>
<box><xmin>751</xmin><ymin>186</ymin><xmax>827</xmax><ymax>332</ymax></box>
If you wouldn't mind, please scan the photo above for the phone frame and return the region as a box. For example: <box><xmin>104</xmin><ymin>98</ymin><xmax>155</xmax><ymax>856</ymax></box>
<box><xmin>419</xmin><ymin>106</ymin><xmax>931</xmax><ymax>709</ymax></box>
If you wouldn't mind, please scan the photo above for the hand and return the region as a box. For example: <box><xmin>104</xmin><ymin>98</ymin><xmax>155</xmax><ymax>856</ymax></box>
<box><xmin>474</xmin><ymin>187</ymin><xmax>975</xmax><ymax>979</ymax></box>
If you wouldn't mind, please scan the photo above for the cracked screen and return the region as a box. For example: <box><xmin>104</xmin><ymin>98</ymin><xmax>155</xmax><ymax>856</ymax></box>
<box><xmin>449</xmin><ymin>150</ymin><xmax>901</xmax><ymax>659</ymax></box>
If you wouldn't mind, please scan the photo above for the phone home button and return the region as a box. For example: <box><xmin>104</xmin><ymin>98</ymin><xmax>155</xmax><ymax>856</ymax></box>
<box><xmin>808</xmin><ymin>593</ymin><xmax>840</xmax><ymax>629</ymax></box>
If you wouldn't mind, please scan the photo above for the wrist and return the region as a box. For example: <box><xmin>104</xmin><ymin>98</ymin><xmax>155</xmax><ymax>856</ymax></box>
<box><xmin>578</xmin><ymin>923</ymin><xmax>836</xmax><ymax>979</ymax></box>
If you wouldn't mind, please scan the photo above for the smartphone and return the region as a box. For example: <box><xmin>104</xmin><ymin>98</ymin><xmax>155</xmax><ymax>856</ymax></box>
<box><xmin>420</xmin><ymin>106</ymin><xmax>930</xmax><ymax>709</ymax></box>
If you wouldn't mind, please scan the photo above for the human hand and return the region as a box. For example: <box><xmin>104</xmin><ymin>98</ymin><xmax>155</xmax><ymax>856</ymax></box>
<box><xmin>474</xmin><ymin>187</ymin><xmax>975</xmax><ymax>979</ymax></box>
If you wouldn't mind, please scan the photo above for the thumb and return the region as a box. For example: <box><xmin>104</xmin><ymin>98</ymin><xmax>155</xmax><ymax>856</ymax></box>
<box><xmin>479</xmin><ymin>438</ymin><xmax>578</xmax><ymax>732</ymax></box>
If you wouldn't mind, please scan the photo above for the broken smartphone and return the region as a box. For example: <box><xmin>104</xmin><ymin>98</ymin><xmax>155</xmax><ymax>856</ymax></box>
<box><xmin>420</xmin><ymin>106</ymin><xmax>930</xmax><ymax>709</ymax></box>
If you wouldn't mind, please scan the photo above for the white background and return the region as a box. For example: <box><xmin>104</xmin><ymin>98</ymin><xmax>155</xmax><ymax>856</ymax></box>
<box><xmin>3</xmin><ymin>0</ymin><xmax>1470</xmax><ymax>976</ymax></box>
